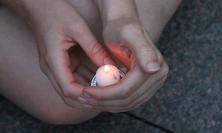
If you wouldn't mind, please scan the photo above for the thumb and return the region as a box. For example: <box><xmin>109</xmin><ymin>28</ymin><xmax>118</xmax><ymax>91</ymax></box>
<box><xmin>122</xmin><ymin>27</ymin><xmax>160</xmax><ymax>73</ymax></box>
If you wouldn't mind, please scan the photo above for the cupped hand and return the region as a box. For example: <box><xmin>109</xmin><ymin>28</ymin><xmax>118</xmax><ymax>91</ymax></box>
<box><xmin>81</xmin><ymin>18</ymin><xmax>169</xmax><ymax>112</ymax></box>
<box><xmin>26</xmin><ymin>0</ymin><xmax>114</xmax><ymax>108</ymax></box>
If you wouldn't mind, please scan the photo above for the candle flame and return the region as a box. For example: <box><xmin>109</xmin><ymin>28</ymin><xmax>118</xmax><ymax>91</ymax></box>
<box><xmin>104</xmin><ymin>65</ymin><xmax>111</xmax><ymax>72</ymax></box>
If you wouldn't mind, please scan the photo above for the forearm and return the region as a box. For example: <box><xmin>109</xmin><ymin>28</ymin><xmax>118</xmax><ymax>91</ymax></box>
<box><xmin>95</xmin><ymin>0</ymin><xmax>138</xmax><ymax>26</ymax></box>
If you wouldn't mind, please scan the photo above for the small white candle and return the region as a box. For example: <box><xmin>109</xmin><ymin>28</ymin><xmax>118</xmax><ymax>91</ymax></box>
<box><xmin>95</xmin><ymin>65</ymin><xmax>120</xmax><ymax>87</ymax></box>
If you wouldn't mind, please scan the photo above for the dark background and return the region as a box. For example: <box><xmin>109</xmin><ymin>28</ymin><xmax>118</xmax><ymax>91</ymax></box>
<box><xmin>0</xmin><ymin>0</ymin><xmax>222</xmax><ymax>132</ymax></box>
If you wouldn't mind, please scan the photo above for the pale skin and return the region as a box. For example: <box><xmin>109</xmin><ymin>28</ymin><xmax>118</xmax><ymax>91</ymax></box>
<box><xmin>0</xmin><ymin>0</ymin><xmax>181</xmax><ymax>124</ymax></box>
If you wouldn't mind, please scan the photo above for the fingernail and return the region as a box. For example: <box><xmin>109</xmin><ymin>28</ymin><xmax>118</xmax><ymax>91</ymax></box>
<box><xmin>77</xmin><ymin>96</ymin><xmax>89</xmax><ymax>104</ymax></box>
<box><xmin>146</xmin><ymin>62</ymin><xmax>160</xmax><ymax>72</ymax></box>
<box><xmin>104</xmin><ymin>57</ymin><xmax>114</xmax><ymax>65</ymax></box>
<box><xmin>83</xmin><ymin>91</ymin><xmax>92</xmax><ymax>99</ymax></box>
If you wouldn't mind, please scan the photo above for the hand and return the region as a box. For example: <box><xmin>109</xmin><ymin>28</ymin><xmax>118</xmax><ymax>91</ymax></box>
<box><xmin>81</xmin><ymin>17</ymin><xmax>169</xmax><ymax>112</ymax></box>
<box><xmin>24</xmin><ymin>0</ymin><xmax>114</xmax><ymax>108</ymax></box>
<box><xmin>69</xmin><ymin>46</ymin><xmax>97</xmax><ymax>87</ymax></box>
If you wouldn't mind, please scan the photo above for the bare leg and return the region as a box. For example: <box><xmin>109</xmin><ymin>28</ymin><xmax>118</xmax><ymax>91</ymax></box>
<box><xmin>0</xmin><ymin>0</ymin><xmax>101</xmax><ymax>125</ymax></box>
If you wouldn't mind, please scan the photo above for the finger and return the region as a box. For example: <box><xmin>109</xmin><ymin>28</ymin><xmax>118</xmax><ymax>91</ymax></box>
<box><xmin>129</xmin><ymin>77</ymin><xmax>167</xmax><ymax>110</ymax></box>
<box><xmin>126</xmin><ymin>62</ymin><xmax>168</xmax><ymax>109</ymax></box>
<box><xmin>39</xmin><ymin>60</ymin><xmax>64</xmax><ymax>98</ymax></box>
<box><xmin>69</xmin><ymin>48</ymin><xmax>95</xmax><ymax>82</ymax></box>
<box><xmin>40</xmin><ymin>62</ymin><xmax>90</xmax><ymax>108</ymax></box>
<box><xmin>76</xmin><ymin>64</ymin><xmax>94</xmax><ymax>81</ymax></box>
<box><xmin>83</xmin><ymin>66</ymin><xmax>145</xmax><ymax>100</ymax></box>
<box><xmin>73</xmin><ymin>73</ymin><xmax>89</xmax><ymax>86</ymax></box>
<box><xmin>90</xmin><ymin>77</ymin><xmax>166</xmax><ymax>113</ymax></box>
<box><xmin>87</xmin><ymin>66</ymin><xmax>167</xmax><ymax>108</ymax></box>
<box><xmin>83</xmin><ymin>62</ymin><xmax>168</xmax><ymax>111</ymax></box>
<box><xmin>143</xmin><ymin>29</ymin><xmax>164</xmax><ymax>65</ymax></box>
<box><xmin>47</xmin><ymin>47</ymin><xmax>83</xmax><ymax>99</ymax></box>
<box><xmin>70</xmin><ymin>45</ymin><xmax>97</xmax><ymax>72</ymax></box>
<box><xmin>88</xmin><ymin>74</ymin><xmax>166</xmax><ymax>107</ymax></box>
<box><xmin>63</xmin><ymin>96</ymin><xmax>93</xmax><ymax>109</ymax></box>
<box><xmin>121</xmin><ymin>25</ymin><xmax>160</xmax><ymax>73</ymax></box>
<box><xmin>72</xmin><ymin>22</ymin><xmax>115</xmax><ymax>66</ymax></box>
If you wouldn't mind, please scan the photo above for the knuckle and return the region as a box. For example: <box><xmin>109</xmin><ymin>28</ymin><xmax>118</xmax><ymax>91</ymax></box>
<box><xmin>121</xmin><ymin>23</ymin><xmax>142</xmax><ymax>38</ymax></box>
<box><xmin>90</xmin><ymin>42</ymin><xmax>105</xmax><ymax>57</ymax></box>
<box><xmin>124</xmin><ymin>23</ymin><xmax>141</xmax><ymax>32</ymax></box>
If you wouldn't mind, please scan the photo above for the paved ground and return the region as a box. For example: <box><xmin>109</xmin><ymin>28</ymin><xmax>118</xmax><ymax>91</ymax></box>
<box><xmin>0</xmin><ymin>0</ymin><xmax>222</xmax><ymax>132</ymax></box>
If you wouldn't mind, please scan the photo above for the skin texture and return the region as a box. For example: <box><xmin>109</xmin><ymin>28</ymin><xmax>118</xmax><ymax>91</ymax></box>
<box><xmin>0</xmin><ymin>0</ymin><xmax>181</xmax><ymax>124</ymax></box>
<box><xmin>81</xmin><ymin>0</ymin><xmax>181</xmax><ymax>112</ymax></box>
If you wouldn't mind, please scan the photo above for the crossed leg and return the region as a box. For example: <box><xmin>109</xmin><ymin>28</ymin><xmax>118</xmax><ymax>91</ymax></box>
<box><xmin>0</xmin><ymin>0</ymin><xmax>181</xmax><ymax>124</ymax></box>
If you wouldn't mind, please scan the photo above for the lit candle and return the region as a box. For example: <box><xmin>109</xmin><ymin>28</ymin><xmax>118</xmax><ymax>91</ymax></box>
<box><xmin>95</xmin><ymin>65</ymin><xmax>121</xmax><ymax>87</ymax></box>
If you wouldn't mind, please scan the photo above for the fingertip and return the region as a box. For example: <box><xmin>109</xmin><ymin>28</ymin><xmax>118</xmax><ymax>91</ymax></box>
<box><xmin>137</xmin><ymin>48</ymin><xmax>160</xmax><ymax>73</ymax></box>
<box><xmin>144</xmin><ymin>61</ymin><xmax>160</xmax><ymax>73</ymax></box>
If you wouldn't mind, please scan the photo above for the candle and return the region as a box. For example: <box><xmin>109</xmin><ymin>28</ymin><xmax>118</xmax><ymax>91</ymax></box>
<box><xmin>95</xmin><ymin>65</ymin><xmax>121</xmax><ymax>87</ymax></box>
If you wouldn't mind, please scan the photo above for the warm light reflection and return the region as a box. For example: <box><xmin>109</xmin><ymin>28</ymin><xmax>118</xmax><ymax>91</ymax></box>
<box><xmin>107</xmin><ymin>43</ymin><xmax>132</xmax><ymax>68</ymax></box>
<box><xmin>104</xmin><ymin>65</ymin><xmax>111</xmax><ymax>72</ymax></box>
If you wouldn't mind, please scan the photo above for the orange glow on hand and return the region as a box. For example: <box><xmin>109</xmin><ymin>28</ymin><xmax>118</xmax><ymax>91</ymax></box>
<box><xmin>107</xmin><ymin>43</ymin><xmax>132</xmax><ymax>68</ymax></box>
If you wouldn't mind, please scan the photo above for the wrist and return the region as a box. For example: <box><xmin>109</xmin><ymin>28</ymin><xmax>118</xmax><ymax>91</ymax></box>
<box><xmin>96</xmin><ymin>0</ymin><xmax>138</xmax><ymax>27</ymax></box>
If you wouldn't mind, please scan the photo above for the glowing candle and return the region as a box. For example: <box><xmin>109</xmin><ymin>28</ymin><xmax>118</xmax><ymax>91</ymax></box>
<box><xmin>95</xmin><ymin>65</ymin><xmax>120</xmax><ymax>87</ymax></box>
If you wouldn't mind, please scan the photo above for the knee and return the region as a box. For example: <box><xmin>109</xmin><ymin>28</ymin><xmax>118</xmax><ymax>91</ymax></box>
<box><xmin>34</xmin><ymin>105</ymin><xmax>99</xmax><ymax>125</ymax></box>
